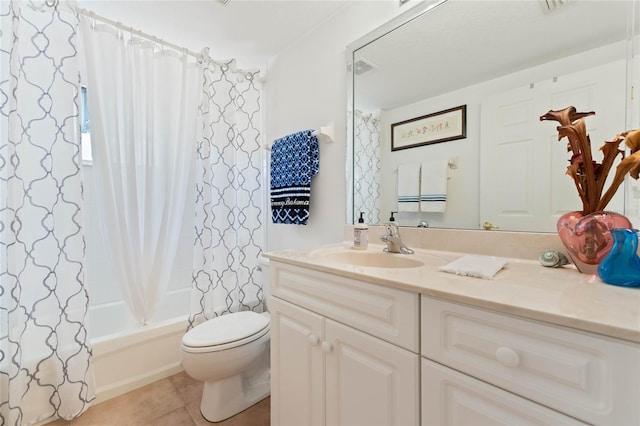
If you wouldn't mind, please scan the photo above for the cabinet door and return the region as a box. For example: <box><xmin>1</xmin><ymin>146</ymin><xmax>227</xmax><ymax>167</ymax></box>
<box><xmin>270</xmin><ymin>297</ymin><xmax>325</xmax><ymax>426</ymax></box>
<box><xmin>325</xmin><ymin>319</ymin><xmax>420</xmax><ymax>426</ymax></box>
<box><xmin>422</xmin><ymin>358</ymin><xmax>587</xmax><ymax>426</ymax></box>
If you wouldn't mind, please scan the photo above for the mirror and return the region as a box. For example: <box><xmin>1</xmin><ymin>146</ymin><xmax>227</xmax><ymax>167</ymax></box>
<box><xmin>348</xmin><ymin>0</ymin><xmax>640</xmax><ymax>232</ymax></box>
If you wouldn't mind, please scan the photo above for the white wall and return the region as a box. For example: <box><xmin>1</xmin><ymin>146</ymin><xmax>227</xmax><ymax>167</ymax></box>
<box><xmin>263</xmin><ymin>0</ymin><xmax>419</xmax><ymax>251</ymax></box>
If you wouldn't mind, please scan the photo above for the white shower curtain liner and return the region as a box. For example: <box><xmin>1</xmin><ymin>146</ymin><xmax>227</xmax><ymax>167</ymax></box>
<box><xmin>79</xmin><ymin>16</ymin><xmax>201</xmax><ymax>325</ymax></box>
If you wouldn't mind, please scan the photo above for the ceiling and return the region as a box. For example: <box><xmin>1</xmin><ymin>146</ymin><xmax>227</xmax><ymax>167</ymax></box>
<box><xmin>77</xmin><ymin>0</ymin><xmax>353</xmax><ymax>70</ymax></box>
<box><xmin>354</xmin><ymin>0</ymin><xmax>631</xmax><ymax>111</ymax></box>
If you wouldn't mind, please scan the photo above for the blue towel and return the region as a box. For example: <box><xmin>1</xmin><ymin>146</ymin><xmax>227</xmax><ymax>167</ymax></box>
<box><xmin>270</xmin><ymin>130</ymin><xmax>319</xmax><ymax>225</ymax></box>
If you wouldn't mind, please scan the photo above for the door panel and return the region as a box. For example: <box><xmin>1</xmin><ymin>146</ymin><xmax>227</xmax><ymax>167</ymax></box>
<box><xmin>480</xmin><ymin>60</ymin><xmax>626</xmax><ymax>231</ymax></box>
<box><xmin>270</xmin><ymin>297</ymin><xmax>325</xmax><ymax>426</ymax></box>
<box><xmin>325</xmin><ymin>319</ymin><xmax>419</xmax><ymax>426</ymax></box>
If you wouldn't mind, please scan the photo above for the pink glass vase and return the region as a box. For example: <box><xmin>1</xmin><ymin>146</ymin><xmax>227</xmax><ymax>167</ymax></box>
<box><xmin>557</xmin><ymin>211</ymin><xmax>633</xmax><ymax>274</ymax></box>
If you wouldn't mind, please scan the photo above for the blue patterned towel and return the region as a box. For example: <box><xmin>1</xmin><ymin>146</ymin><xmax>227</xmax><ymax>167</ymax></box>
<box><xmin>270</xmin><ymin>130</ymin><xmax>319</xmax><ymax>225</ymax></box>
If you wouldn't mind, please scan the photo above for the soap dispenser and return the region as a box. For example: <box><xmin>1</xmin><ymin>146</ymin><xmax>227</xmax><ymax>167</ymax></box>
<box><xmin>354</xmin><ymin>212</ymin><xmax>368</xmax><ymax>250</ymax></box>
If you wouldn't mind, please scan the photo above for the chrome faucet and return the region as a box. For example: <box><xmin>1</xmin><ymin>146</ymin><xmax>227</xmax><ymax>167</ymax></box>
<box><xmin>380</xmin><ymin>222</ymin><xmax>414</xmax><ymax>254</ymax></box>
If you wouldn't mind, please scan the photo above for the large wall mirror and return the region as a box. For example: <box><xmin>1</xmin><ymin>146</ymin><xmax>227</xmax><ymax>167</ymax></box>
<box><xmin>347</xmin><ymin>0</ymin><xmax>640</xmax><ymax>232</ymax></box>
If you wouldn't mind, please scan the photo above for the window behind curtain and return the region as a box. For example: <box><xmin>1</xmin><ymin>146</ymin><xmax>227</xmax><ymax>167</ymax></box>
<box><xmin>80</xmin><ymin>86</ymin><xmax>93</xmax><ymax>164</ymax></box>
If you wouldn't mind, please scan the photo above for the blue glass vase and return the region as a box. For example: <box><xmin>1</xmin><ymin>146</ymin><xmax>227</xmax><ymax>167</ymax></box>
<box><xmin>597</xmin><ymin>228</ymin><xmax>640</xmax><ymax>288</ymax></box>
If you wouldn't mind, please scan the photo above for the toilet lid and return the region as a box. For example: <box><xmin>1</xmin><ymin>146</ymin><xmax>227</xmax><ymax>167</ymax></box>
<box><xmin>182</xmin><ymin>311</ymin><xmax>269</xmax><ymax>348</ymax></box>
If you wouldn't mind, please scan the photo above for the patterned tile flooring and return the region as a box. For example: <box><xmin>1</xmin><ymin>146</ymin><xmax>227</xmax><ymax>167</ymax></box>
<box><xmin>47</xmin><ymin>372</ymin><xmax>270</xmax><ymax>425</ymax></box>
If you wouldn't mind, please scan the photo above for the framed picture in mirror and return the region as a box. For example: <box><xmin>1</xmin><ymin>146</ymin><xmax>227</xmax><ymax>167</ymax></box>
<box><xmin>391</xmin><ymin>104</ymin><xmax>466</xmax><ymax>151</ymax></box>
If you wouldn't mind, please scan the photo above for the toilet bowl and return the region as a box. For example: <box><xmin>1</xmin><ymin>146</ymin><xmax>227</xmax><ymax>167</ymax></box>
<box><xmin>181</xmin><ymin>256</ymin><xmax>271</xmax><ymax>422</ymax></box>
<box><xmin>181</xmin><ymin>310</ymin><xmax>271</xmax><ymax>422</ymax></box>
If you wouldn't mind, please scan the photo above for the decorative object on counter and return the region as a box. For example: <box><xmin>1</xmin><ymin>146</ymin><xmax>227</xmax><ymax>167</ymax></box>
<box><xmin>540</xmin><ymin>106</ymin><xmax>640</xmax><ymax>273</ymax></box>
<box><xmin>556</xmin><ymin>211</ymin><xmax>632</xmax><ymax>274</ymax></box>
<box><xmin>597</xmin><ymin>228</ymin><xmax>640</xmax><ymax>288</ymax></box>
<box><xmin>438</xmin><ymin>255</ymin><xmax>507</xmax><ymax>279</ymax></box>
<box><xmin>539</xmin><ymin>250</ymin><xmax>569</xmax><ymax>268</ymax></box>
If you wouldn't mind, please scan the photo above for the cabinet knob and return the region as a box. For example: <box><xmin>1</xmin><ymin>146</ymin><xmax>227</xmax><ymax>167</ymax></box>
<box><xmin>495</xmin><ymin>346</ymin><xmax>520</xmax><ymax>367</ymax></box>
<box><xmin>321</xmin><ymin>341</ymin><xmax>332</xmax><ymax>353</ymax></box>
<box><xmin>308</xmin><ymin>334</ymin><xmax>319</xmax><ymax>346</ymax></box>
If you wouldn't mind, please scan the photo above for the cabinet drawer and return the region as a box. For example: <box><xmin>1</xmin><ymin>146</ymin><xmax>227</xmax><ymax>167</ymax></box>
<box><xmin>421</xmin><ymin>296</ymin><xmax>640</xmax><ymax>425</ymax></box>
<box><xmin>271</xmin><ymin>262</ymin><xmax>419</xmax><ymax>352</ymax></box>
<box><xmin>422</xmin><ymin>358</ymin><xmax>587</xmax><ymax>425</ymax></box>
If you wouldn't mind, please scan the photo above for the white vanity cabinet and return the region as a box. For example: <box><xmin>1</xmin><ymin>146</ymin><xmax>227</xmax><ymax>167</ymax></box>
<box><xmin>266</xmin><ymin>247</ymin><xmax>640</xmax><ymax>426</ymax></box>
<box><xmin>421</xmin><ymin>296</ymin><xmax>640</xmax><ymax>426</ymax></box>
<box><xmin>269</xmin><ymin>262</ymin><xmax>420</xmax><ymax>426</ymax></box>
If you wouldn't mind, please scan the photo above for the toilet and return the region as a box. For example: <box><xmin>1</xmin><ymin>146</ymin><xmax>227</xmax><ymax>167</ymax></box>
<box><xmin>180</xmin><ymin>257</ymin><xmax>271</xmax><ymax>422</ymax></box>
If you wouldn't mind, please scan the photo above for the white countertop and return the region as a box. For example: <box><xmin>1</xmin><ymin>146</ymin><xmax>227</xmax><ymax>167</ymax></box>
<box><xmin>263</xmin><ymin>242</ymin><xmax>640</xmax><ymax>343</ymax></box>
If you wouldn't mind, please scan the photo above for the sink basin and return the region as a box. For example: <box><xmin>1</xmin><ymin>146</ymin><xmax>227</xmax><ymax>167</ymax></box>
<box><xmin>320</xmin><ymin>251</ymin><xmax>425</xmax><ymax>269</ymax></box>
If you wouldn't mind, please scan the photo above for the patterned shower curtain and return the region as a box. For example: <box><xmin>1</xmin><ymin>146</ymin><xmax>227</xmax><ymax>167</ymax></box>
<box><xmin>0</xmin><ymin>1</ymin><xmax>95</xmax><ymax>424</ymax></box>
<box><xmin>189</xmin><ymin>61</ymin><xmax>264</xmax><ymax>328</ymax></box>
<box><xmin>353</xmin><ymin>110</ymin><xmax>381</xmax><ymax>224</ymax></box>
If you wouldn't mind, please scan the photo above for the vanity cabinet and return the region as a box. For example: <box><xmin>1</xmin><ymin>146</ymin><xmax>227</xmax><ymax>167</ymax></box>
<box><xmin>421</xmin><ymin>296</ymin><xmax>640</xmax><ymax>425</ymax></box>
<box><xmin>269</xmin><ymin>262</ymin><xmax>420</xmax><ymax>426</ymax></box>
<box><xmin>267</xmin><ymin>253</ymin><xmax>640</xmax><ymax>426</ymax></box>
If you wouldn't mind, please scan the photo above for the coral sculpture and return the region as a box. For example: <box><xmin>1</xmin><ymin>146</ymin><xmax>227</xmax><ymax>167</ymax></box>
<box><xmin>540</xmin><ymin>106</ymin><xmax>640</xmax><ymax>214</ymax></box>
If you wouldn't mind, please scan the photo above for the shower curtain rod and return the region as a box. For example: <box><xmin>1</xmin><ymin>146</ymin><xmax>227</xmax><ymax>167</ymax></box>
<box><xmin>76</xmin><ymin>7</ymin><xmax>261</xmax><ymax>80</ymax></box>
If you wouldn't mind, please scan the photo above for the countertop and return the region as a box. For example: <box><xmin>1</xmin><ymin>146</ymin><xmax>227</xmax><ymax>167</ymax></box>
<box><xmin>263</xmin><ymin>243</ymin><xmax>640</xmax><ymax>344</ymax></box>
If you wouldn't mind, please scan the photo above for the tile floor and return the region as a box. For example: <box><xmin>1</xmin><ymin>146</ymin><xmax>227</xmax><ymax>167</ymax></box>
<box><xmin>47</xmin><ymin>371</ymin><xmax>270</xmax><ymax>426</ymax></box>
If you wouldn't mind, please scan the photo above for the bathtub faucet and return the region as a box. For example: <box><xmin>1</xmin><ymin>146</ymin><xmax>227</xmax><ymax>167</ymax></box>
<box><xmin>380</xmin><ymin>222</ymin><xmax>414</xmax><ymax>254</ymax></box>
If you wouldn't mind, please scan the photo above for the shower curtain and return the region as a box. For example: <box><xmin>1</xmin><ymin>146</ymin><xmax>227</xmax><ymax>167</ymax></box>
<box><xmin>0</xmin><ymin>1</ymin><xmax>95</xmax><ymax>424</ymax></box>
<box><xmin>79</xmin><ymin>16</ymin><xmax>201</xmax><ymax>325</ymax></box>
<box><xmin>189</xmin><ymin>61</ymin><xmax>264</xmax><ymax>327</ymax></box>
<box><xmin>353</xmin><ymin>110</ymin><xmax>381</xmax><ymax>224</ymax></box>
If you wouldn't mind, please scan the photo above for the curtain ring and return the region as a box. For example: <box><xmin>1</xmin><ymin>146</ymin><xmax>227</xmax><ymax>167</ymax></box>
<box><xmin>45</xmin><ymin>0</ymin><xmax>57</xmax><ymax>7</ymax></box>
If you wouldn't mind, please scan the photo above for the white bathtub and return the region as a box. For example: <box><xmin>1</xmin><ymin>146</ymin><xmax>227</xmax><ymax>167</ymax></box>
<box><xmin>90</xmin><ymin>315</ymin><xmax>189</xmax><ymax>403</ymax></box>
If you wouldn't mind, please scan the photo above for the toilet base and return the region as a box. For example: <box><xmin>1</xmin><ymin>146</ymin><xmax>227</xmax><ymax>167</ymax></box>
<box><xmin>200</xmin><ymin>367</ymin><xmax>271</xmax><ymax>422</ymax></box>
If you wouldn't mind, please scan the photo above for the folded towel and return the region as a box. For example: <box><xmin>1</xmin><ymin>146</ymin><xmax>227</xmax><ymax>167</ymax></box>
<box><xmin>397</xmin><ymin>163</ymin><xmax>420</xmax><ymax>212</ymax></box>
<box><xmin>420</xmin><ymin>160</ymin><xmax>448</xmax><ymax>212</ymax></box>
<box><xmin>270</xmin><ymin>130</ymin><xmax>319</xmax><ymax>225</ymax></box>
<box><xmin>438</xmin><ymin>255</ymin><xmax>508</xmax><ymax>279</ymax></box>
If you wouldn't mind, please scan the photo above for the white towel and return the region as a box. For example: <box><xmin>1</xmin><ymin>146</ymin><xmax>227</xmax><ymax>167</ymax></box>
<box><xmin>420</xmin><ymin>160</ymin><xmax>448</xmax><ymax>212</ymax></box>
<box><xmin>397</xmin><ymin>163</ymin><xmax>420</xmax><ymax>212</ymax></box>
<box><xmin>438</xmin><ymin>255</ymin><xmax>508</xmax><ymax>279</ymax></box>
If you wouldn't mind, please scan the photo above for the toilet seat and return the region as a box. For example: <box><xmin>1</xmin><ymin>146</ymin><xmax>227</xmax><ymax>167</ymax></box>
<box><xmin>182</xmin><ymin>311</ymin><xmax>270</xmax><ymax>353</ymax></box>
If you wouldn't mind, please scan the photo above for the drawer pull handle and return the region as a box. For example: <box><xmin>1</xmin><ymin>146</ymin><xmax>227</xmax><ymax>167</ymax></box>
<box><xmin>321</xmin><ymin>341</ymin><xmax>332</xmax><ymax>353</ymax></box>
<box><xmin>308</xmin><ymin>334</ymin><xmax>319</xmax><ymax>346</ymax></box>
<box><xmin>496</xmin><ymin>346</ymin><xmax>520</xmax><ymax>367</ymax></box>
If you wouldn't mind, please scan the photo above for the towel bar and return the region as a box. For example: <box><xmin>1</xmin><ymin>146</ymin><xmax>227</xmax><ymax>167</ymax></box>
<box><xmin>393</xmin><ymin>157</ymin><xmax>458</xmax><ymax>173</ymax></box>
<box><xmin>264</xmin><ymin>123</ymin><xmax>334</xmax><ymax>150</ymax></box>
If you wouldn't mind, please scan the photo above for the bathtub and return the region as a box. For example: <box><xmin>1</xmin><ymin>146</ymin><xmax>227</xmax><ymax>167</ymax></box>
<box><xmin>90</xmin><ymin>315</ymin><xmax>189</xmax><ymax>403</ymax></box>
